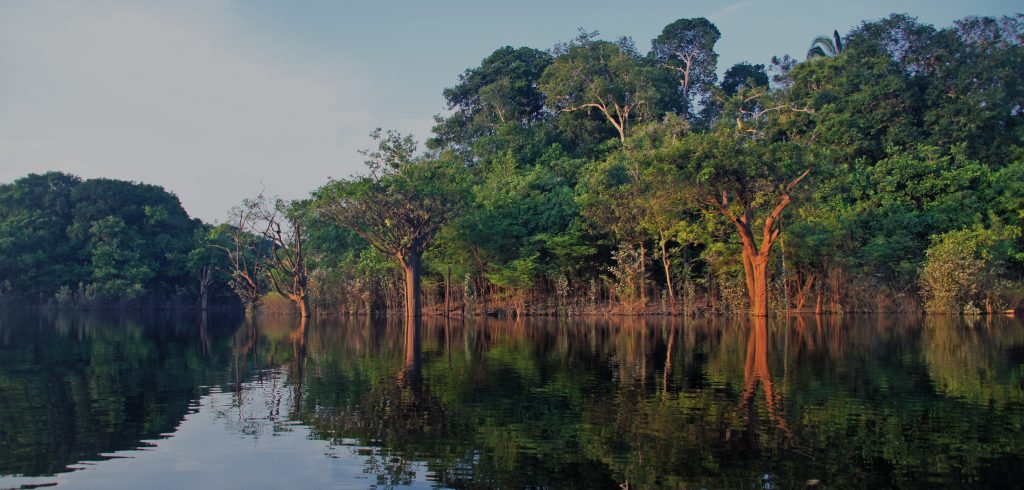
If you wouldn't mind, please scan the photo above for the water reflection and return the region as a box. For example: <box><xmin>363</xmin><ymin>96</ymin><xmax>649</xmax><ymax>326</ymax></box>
<box><xmin>1</xmin><ymin>312</ymin><xmax>1023</xmax><ymax>488</ymax></box>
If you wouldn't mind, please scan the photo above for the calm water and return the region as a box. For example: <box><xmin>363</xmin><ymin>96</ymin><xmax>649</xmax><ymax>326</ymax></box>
<box><xmin>1</xmin><ymin>313</ymin><xmax>1022</xmax><ymax>489</ymax></box>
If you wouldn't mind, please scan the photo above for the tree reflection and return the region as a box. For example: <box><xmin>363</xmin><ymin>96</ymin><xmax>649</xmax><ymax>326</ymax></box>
<box><xmin>0</xmin><ymin>312</ymin><xmax>238</xmax><ymax>477</ymax></box>
<box><xmin>3</xmin><ymin>313</ymin><xmax>1024</xmax><ymax>487</ymax></box>
<box><xmin>739</xmin><ymin>317</ymin><xmax>792</xmax><ymax>439</ymax></box>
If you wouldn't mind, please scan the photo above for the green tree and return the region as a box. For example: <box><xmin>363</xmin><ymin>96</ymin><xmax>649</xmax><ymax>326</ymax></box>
<box><xmin>720</xmin><ymin>62</ymin><xmax>769</xmax><ymax>96</ymax></box>
<box><xmin>316</xmin><ymin>130</ymin><xmax>467</xmax><ymax>317</ymax></box>
<box><xmin>920</xmin><ymin>224</ymin><xmax>1022</xmax><ymax>314</ymax></box>
<box><xmin>86</xmin><ymin>216</ymin><xmax>154</xmax><ymax>301</ymax></box>
<box><xmin>667</xmin><ymin>90</ymin><xmax>816</xmax><ymax>316</ymax></box>
<box><xmin>0</xmin><ymin>172</ymin><xmax>200</xmax><ymax>305</ymax></box>
<box><xmin>186</xmin><ymin>224</ymin><xmax>226</xmax><ymax>312</ymax></box>
<box><xmin>429</xmin><ymin>46</ymin><xmax>553</xmax><ymax>151</ymax></box>
<box><xmin>540</xmin><ymin>36</ymin><xmax>674</xmax><ymax>144</ymax></box>
<box><xmin>651</xmin><ymin>18</ymin><xmax>721</xmax><ymax>121</ymax></box>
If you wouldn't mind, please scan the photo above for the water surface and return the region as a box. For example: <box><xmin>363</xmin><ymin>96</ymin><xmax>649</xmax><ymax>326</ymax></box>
<box><xmin>1</xmin><ymin>312</ymin><xmax>1022</xmax><ymax>488</ymax></box>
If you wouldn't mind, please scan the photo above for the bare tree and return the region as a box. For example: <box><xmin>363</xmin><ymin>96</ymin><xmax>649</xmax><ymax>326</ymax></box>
<box><xmin>244</xmin><ymin>194</ymin><xmax>312</xmax><ymax>318</ymax></box>
<box><xmin>212</xmin><ymin>209</ymin><xmax>270</xmax><ymax>315</ymax></box>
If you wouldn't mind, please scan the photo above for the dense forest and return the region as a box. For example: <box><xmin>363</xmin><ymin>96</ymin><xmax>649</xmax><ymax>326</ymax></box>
<box><xmin>1</xmin><ymin>13</ymin><xmax>1022</xmax><ymax>317</ymax></box>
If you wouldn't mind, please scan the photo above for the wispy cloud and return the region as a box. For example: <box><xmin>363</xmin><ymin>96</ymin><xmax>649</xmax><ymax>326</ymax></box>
<box><xmin>709</xmin><ymin>1</ymin><xmax>776</xmax><ymax>20</ymax></box>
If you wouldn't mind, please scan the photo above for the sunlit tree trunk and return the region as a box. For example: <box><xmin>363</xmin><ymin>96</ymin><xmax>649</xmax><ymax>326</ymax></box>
<box><xmin>297</xmin><ymin>295</ymin><xmax>310</xmax><ymax>318</ymax></box>
<box><xmin>660</xmin><ymin>237</ymin><xmax>676</xmax><ymax>316</ymax></box>
<box><xmin>712</xmin><ymin>168</ymin><xmax>810</xmax><ymax>317</ymax></box>
<box><xmin>399</xmin><ymin>252</ymin><xmax>422</xmax><ymax>318</ymax></box>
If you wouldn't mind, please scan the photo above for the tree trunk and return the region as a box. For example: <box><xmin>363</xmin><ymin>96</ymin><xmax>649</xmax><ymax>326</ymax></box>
<box><xmin>199</xmin><ymin>281</ymin><xmax>209</xmax><ymax>312</ymax></box>
<box><xmin>297</xmin><ymin>294</ymin><xmax>311</xmax><ymax>318</ymax></box>
<box><xmin>741</xmin><ymin>242</ymin><xmax>771</xmax><ymax>317</ymax></box>
<box><xmin>400</xmin><ymin>252</ymin><xmax>423</xmax><ymax>318</ymax></box>
<box><xmin>779</xmin><ymin>222</ymin><xmax>789</xmax><ymax>313</ymax></box>
<box><xmin>198</xmin><ymin>267</ymin><xmax>211</xmax><ymax>312</ymax></box>
<box><xmin>445</xmin><ymin>265</ymin><xmax>451</xmax><ymax>317</ymax></box>
<box><xmin>661</xmin><ymin>239</ymin><xmax>676</xmax><ymax>316</ymax></box>
<box><xmin>639</xmin><ymin>241</ymin><xmax>647</xmax><ymax>307</ymax></box>
<box><xmin>716</xmin><ymin>168</ymin><xmax>810</xmax><ymax>319</ymax></box>
<box><xmin>750</xmin><ymin>255</ymin><xmax>769</xmax><ymax>317</ymax></box>
<box><xmin>479</xmin><ymin>276</ymin><xmax>488</xmax><ymax>316</ymax></box>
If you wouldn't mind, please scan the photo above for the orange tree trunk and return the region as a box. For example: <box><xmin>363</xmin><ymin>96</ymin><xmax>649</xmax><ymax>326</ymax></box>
<box><xmin>400</xmin><ymin>252</ymin><xmax>423</xmax><ymax>318</ymax></box>
<box><xmin>750</xmin><ymin>254</ymin><xmax>769</xmax><ymax>317</ymax></box>
<box><xmin>661</xmin><ymin>239</ymin><xmax>677</xmax><ymax>316</ymax></box>
<box><xmin>709</xmin><ymin>167</ymin><xmax>810</xmax><ymax>318</ymax></box>
<box><xmin>297</xmin><ymin>295</ymin><xmax>311</xmax><ymax>318</ymax></box>
<box><xmin>740</xmin><ymin>243</ymin><xmax>771</xmax><ymax>317</ymax></box>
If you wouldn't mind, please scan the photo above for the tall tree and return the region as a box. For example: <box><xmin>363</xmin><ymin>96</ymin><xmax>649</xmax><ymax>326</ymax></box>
<box><xmin>669</xmin><ymin>89</ymin><xmax>816</xmax><ymax>316</ymax></box>
<box><xmin>651</xmin><ymin>18</ymin><xmax>721</xmax><ymax>120</ymax></box>
<box><xmin>540</xmin><ymin>37</ymin><xmax>674</xmax><ymax>144</ymax></box>
<box><xmin>429</xmin><ymin>46</ymin><xmax>553</xmax><ymax>151</ymax></box>
<box><xmin>187</xmin><ymin>225</ymin><xmax>224</xmax><ymax>312</ymax></box>
<box><xmin>316</xmin><ymin>130</ymin><xmax>466</xmax><ymax>317</ymax></box>
<box><xmin>212</xmin><ymin>210</ymin><xmax>269</xmax><ymax>314</ymax></box>
<box><xmin>242</xmin><ymin>195</ymin><xmax>312</xmax><ymax>318</ymax></box>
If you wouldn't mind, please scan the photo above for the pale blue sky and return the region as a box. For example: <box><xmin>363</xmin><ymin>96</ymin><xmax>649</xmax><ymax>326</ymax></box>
<box><xmin>0</xmin><ymin>0</ymin><xmax>1019</xmax><ymax>221</ymax></box>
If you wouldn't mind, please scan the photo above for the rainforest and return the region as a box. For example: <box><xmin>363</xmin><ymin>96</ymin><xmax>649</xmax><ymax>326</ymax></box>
<box><xmin>2</xmin><ymin>14</ymin><xmax>1022</xmax><ymax>319</ymax></box>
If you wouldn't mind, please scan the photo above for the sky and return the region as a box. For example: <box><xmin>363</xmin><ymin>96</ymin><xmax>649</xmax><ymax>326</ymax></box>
<box><xmin>1</xmin><ymin>0</ymin><xmax>1019</xmax><ymax>222</ymax></box>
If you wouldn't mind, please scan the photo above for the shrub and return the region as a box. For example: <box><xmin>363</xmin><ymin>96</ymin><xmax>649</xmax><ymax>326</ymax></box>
<box><xmin>920</xmin><ymin>224</ymin><xmax>1021</xmax><ymax>314</ymax></box>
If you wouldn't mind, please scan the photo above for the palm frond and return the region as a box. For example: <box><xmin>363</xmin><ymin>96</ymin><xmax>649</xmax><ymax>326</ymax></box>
<box><xmin>806</xmin><ymin>45</ymin><xmax>829</xmax><ymax>60</ymax></box>
<box><xmin>807</xmin><ymin>33</ymin><xmax>840</xmax><ymax>60</ymax></box>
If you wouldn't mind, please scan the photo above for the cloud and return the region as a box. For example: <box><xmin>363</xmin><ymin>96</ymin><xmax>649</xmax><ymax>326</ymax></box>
<box><xmin>0</xmin><ymin>1</ymin><xmax>377</xmax><ymax>222</ymax></box>
<box><xmin>708</xmin><ymin>1</ymin><xmax>776</xmax><ymax>21</ymax></box>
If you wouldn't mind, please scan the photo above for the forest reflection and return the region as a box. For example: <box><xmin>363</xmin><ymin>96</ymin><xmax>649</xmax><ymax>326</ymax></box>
<box><xmin>220</xmin><ymin>314</ymin><xmax>1024</xmax><ymax>488</ymax></box>
<box><xmin>2</xmin><ymin>312</ymin><xmax>1023</xmax><ymax>488</ymax></box>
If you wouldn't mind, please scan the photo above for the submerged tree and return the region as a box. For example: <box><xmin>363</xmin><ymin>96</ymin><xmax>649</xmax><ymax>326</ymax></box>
<box><xmin>316</xmin><ymin>130</ymin><xmax>466</xmax><ymax>317</ymax></box>
<box><xmin>187</xmin><ymin>225</ymin><xmax>225</xmax><ymax>312</ymax></box>
<box><xmin>212</xmin><ymin>209</ymin><xmax>269</xmax><ymax>315</ymax></box>
<box><xmin>242</xmin><ymin>195</ymin><xmax>312</xmax><ymax>318</ymax></box>
<box><xmin>668</xmin><ymin>89</ymin><xmax>816</xmax><ymax>316</ymax></box>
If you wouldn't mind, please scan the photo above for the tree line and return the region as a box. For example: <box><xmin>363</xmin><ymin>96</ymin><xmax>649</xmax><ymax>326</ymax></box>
<box><xmin>2</xmin><ymin>13</ymin><xmax>1021</xmax><ymax>317</ymax></box>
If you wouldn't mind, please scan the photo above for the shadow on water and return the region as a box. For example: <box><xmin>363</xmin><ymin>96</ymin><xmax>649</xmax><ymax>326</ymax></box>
<box><xmin>1</xmin><ymin>311</ymin><xmax>1023</xmax><ymax>488</ymax></box>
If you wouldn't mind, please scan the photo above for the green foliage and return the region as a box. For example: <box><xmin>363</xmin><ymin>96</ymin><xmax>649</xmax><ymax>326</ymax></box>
<box><xmin>720</xmin><ymin>62</ymin><xmax>769</xmax><ymax>96</ymax></box>
<box><xmin>651</xmin><ymin>17</ymin><xmax>721</xmax><ymax>121</ymax></box>
<box><xmin>0</xmin><ymin>172</ymin><xmax>227</xmax><ymax>305</ymax></box>
<box><xmin>4</xmin><ymin>13</ymin><xmax>1023</xmax><ymax>315</ymax></box>
<box><xmin>86</xmin><ymin>216</ymin><xmax>154</xmax><ymax>300</ymax></box>
<box><xmin>920</xmin><ymin>224</ymin><xmax>1022</xmax><ymax>314</ymax></box>
<box><xmin>486</xmin><ymin>254</ymin><xmax>539</xmax><ymax>294</ymax></box>
<box><xmin>430</xmin><ymin>46</ymin><xmax>553</xmax><ymax>151</ymax></box>
<box><xmin>315</xmin><ymin>130</ymin><xmax>469</xmax><ymax>259</ymax></box>
<box><xmin>540</xmin><ymin>37</ymin><xmax>676</xmax><ymax>143</ymax></box>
